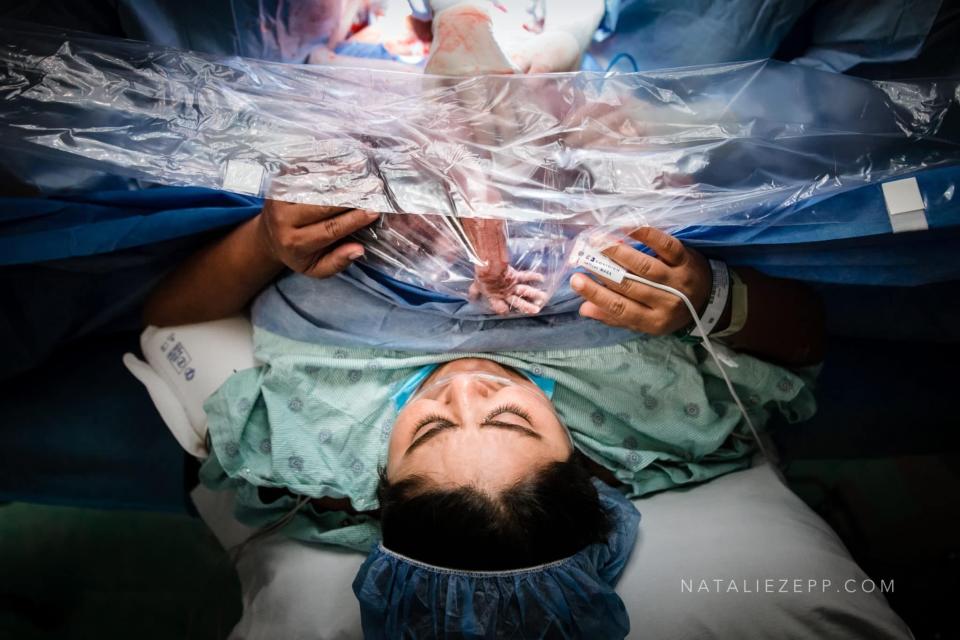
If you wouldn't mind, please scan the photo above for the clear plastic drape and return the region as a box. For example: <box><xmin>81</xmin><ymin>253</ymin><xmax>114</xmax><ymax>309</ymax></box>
<box><xmin>1</xmin><ymin>20</ymin><xmax>958</xmax><ymax>309</ymax></box>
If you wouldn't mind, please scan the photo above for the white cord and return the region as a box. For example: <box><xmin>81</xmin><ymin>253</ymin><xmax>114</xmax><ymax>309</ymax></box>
<box><xmin>622</xmin><ymin>272</ymin><xmax>772</xmax><ymax>461</ymax></box>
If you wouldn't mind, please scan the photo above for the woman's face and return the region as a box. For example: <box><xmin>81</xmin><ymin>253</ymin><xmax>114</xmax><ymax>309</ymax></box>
<box><xmin>386</xmin><ymin>359</ymin><xmax>573</xmax><ymax>491</ymax></box>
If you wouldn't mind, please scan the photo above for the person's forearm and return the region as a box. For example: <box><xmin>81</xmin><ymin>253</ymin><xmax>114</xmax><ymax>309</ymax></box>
<box><xmin>143</xmin><ymin>215</ymin><xmax>283</xmax><ymax>327</ymax></box>
<box><xmin>144</xmin><ymin>202</ymin><xmax>376</xmax><ymax>327</ymax></box>
<box><xmin>720</xmin><ymin>268</ymin><xmax>824</xmax><ymax>366</ymax></box>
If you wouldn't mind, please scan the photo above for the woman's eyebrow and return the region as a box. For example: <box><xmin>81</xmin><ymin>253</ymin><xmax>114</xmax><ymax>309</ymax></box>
<box><xmin>405</xmin><ymin>422</ymin><xmax>457</xmax><ymax>455</ymax></box>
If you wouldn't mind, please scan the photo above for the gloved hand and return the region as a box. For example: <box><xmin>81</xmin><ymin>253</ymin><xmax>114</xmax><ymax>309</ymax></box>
<box><xmin>420</xmin><ymin>0</ymin><xmax>603</xmax><ymax>73</ymax></box>
<box><xmin>425</xmin><ymin>1</ymin><xmax>518</xmax><ymax>74</ymax></box>
<box><xmin>509</xmin><ymin>31</ymin><xmax>583</xmax><ymax>73</ymax></box>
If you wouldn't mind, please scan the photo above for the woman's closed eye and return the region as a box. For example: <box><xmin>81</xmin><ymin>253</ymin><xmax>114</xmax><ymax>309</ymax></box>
<box><xmin>481</xmin><ymin>403</ymin><xmax>541</xmax><ymax>440</ymax></box>
<box><xmin>482</xmin><ymin>403</ymin><xmax>532</xmax><ymax>428</ymax></box>
<box><xmin>414</xmin><ymin>413</ymin><xmax>456</xmax><ymax>435</ymax></box>
<box><xmin>405</xmin><ymin>405</ymin><xmax>541</xmax><ymax>455</ymax></box>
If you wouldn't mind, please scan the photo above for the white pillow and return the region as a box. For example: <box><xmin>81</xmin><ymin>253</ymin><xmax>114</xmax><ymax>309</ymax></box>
<box><xmin>191</xmin><ymin>463</ymin><xmax>912</xmax><ymax>640</ymax></box>
<box><xmin>123</xmin><ymin>317</ymin><xmax>256</xmax><ymax>457</ymax></box>
<box><xmin>127</xmin><ymin>317</ymin><xmax>913</xmax><ymax>640</ymax></box>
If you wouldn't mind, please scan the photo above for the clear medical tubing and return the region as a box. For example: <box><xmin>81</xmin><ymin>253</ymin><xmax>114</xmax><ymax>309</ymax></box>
<box><xmin>1</xmin><ymin>20</ymin><xmax>958</xmax><ymax>228</ymax></box>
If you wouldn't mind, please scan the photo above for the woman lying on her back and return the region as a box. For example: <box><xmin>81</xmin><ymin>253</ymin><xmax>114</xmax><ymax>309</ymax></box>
<box><xmin>145</xmin><ymin>189</ymin><xmax>822</xmax><ymax>638</ymax></box>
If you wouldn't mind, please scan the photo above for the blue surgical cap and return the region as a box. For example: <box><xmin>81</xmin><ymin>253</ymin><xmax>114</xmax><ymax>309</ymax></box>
<box><xmin>352</xmin><ymin>480</ymin><xmax>641</xmax><ymax>639</ymax></box>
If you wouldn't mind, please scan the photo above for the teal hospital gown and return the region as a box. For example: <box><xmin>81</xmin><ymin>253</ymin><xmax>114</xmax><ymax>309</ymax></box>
<box><xmin>200</xmin><ymin>327</ymin><xmax>815</xmax><ymax>551</ymax></box>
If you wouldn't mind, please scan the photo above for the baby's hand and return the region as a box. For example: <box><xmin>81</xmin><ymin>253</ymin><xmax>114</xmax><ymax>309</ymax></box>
<box><xmin>470</xmin><ymin>264</ymin><xmax>548</xmax><ymax>315</ymax></box>
<box><xmin>258</xmin><ymin>200</ymin><xmax>379</xmax><ymax>278</ymax></box>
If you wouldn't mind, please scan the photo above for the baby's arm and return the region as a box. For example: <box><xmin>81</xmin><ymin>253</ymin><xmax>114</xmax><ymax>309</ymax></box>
<box><xmin>143</xmin><ymin>201</ymin><xmax>378</xmax><ymax>327</ymax></box>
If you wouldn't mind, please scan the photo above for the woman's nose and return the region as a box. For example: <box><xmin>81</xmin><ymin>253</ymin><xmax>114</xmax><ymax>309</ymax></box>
<box><xmin>442</xmin><ymin>375</ymin><xmax>494</xmax><ymax>405</ymax></box>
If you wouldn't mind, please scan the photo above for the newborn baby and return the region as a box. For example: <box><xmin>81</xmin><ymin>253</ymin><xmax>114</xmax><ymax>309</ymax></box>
<box><xmin>426</xmin><ymin>3</ymin><xmax>547</xmax><ymax>313</ymax></box>
<box><xmin>357</xmin><ymin>3</ymin><xmax>579</xmax><ymax>314</ymax></box>
<box><xmin>340</xmin><ymin>1</ymin><xmax>605</xmax><ymax>314</ymax></box>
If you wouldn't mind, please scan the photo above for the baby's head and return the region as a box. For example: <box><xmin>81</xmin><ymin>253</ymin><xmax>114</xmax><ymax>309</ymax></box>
<box><xmin>382</xmin><ymin>359</ymin><xmax>612</xmax><ymax>569</ymax></box>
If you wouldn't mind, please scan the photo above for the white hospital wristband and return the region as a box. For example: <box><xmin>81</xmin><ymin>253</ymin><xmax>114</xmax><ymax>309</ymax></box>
<box><xmin>691</xmin><ymin>259</ymin><xmax>730</xmax><ymax>338</ymax></box>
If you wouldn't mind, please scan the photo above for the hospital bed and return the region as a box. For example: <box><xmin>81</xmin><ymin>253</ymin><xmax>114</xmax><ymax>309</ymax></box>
<box><xmin>0</xmin><ymin>9</ymin><xmax>955</xmax><ymax>634</ymax></box>
<box><xmin>91</xmin><ymin>314</ymin><xmax>915</xmax><ymax>639</ymax></box>
<box><xmin>4</xmin><ymin>272</ymin><xmax>957</xmax><ymax>637</ymax></box>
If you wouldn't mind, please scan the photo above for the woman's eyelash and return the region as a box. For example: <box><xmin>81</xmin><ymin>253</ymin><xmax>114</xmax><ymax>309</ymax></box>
<box><xmin>413</xmin><ymin>404</ymin><xmax>530</xmax><ymax>438</ymax></box>
<box><xmin>414</xmin><ymin>413</ymin><xmax>454</xmax><ymax>431</ymax></box>
<box><xmin>485</xmin><ymin>403</ymin><xmax>532</xmax><ymax>423</ymax></box>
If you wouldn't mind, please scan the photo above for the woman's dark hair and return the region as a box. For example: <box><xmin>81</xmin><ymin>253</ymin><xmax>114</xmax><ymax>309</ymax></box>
<box><xmin>377</xmin><ymin>452</ymin><xmax>613</xmax><ymax>571</ymax></box>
